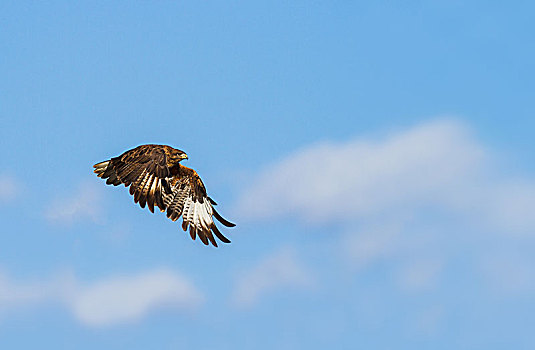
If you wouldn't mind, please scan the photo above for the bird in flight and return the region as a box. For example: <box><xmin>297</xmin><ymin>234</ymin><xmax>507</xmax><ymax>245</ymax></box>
<box><xmin>93</xmin><ymin>144</ymin><xmax>235</xmax><ymax>247</ymax></box>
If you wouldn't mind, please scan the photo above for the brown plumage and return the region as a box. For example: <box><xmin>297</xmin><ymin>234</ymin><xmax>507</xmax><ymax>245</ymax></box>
<box><xmin>93</xmin><ymin>144</ymin><xmax>235</xmax><ymax>247</ymax></box>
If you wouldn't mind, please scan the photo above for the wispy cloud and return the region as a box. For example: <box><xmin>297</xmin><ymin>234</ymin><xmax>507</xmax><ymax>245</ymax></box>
<box><xmin>0</xmin><ymin>270</ymin><xmax>69</xmax><ymax>308</ymax></box>
<box><xmin>44</xmin><ymin>181</ymin><xmax>104</xmax><ymax>225</ymax></box>
<box><xmin>396</xmin><ymin>259</ymin><xmax>443</xmax><ymax>293</ymax></box>
<box><xmin>232</xmin><ymin>247</ymin><xmax>314</xmax><ymax>308</ymax></box>
<box><xmin>341</xmin><ymin>221</ymin><xmax>402</xmax><ymax>270</ymax></box>
<box><xmin>0</xmin><ymin>174</ymin><xmax>20</xmax><ymax>203</ymax></box>
<box><xmin>235</xmin><ymin>118</ymin><xmax>535</xmax><ymax>234</ymax></box>
<box><xmin>0</xmin><ymin>268</ymin><xmax>203</xmax><ymax>327</ymax></box>
<box><xmin>235</xmin><ymin>118</ymin><xmax>535</xmax><ymax>298</ymax></box>
<box><xmin>480</xmin><ymin>253</ymin><xmax>535</xmax><ymax>296</ymax></box>
<box><xmin>72</xmin><ymin>269</ymin><xmax>202</xmax><ymax>327</ymax></box>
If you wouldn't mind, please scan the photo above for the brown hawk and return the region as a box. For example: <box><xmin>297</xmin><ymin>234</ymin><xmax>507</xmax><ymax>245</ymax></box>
<box><xmin>93</xmin><ymin>144</ymin><xmax>235</xmax><ymax>247</ymax></box>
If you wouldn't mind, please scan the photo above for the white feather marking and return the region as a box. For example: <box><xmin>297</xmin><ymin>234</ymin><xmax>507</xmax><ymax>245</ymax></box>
<box><xmin>192</xmin><ymin>201</ymin><xmax>199</xmax><ymax>230</ymax></box>
<box><xmin>197</xmin><ymin>201</ymin><xmax>205</xmax><ymax>229</ymax></box>
<box><xmin>188</xmin><ymin>199</ymin><xmax>196</xmax><ymax>224</ymax></box>
<box><xmin>184</xmin><ymin>197</ymin><xmax>194</xmax><ymax>224</ymax></box>
<box><xmin>200</xmin><ymin>200</ymin><xmax>212</xmax><ymax>230</ymax></box>
<box><xmin>183</xmin><ymin>198</ymin><xmax>190</xmax><ymax>216</ymax></box>
<box><xmin>207</xmin><ymin>199</ymin><xmax>214</xmax><ymax>216</ymax></box>
<box><xmin>208</xmin><ymin>200</ymin><xmax>214</xmax><ymax>218</ymax></box>
<box><xmin>197</xmin><ymin>202</ymin><xmax>203</xmax><ymax>230</ymax></box>
<box><xmin>198</xmin><ymin>202</ymin><xmax>206</xmax><ymax>230</ymax></box>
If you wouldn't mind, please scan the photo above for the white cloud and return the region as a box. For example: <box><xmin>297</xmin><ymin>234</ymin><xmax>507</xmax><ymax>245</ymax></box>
<box><xmin>236</xmin><ymin>118</ymin><xmax>535</xmax><ymax>233</ymax></box>
<box><xmin>72</xmin><ymin>269</ymin><xmax>202</xmax><ymax>327</ymax></box>
<box><xmin>411</xmin><ymin>305</ymin><xmax>445</xmax><ymax>337</ymax></box>
<box><xmin>480</xmin><ymin>253</ymin><xmax>535</xmax><ymax>296</ymax></box>
<box><xmin>235</xmin><ymin>118</ymin><xmax>535</xmax><ymax>298</ymax></box>
<box><xmin>0</xmin><ymin>268</ymin><xmax>202</xmax><ymax>327</ymax></box>
<box><xmin>396</xmin><ymin>259</ymin><xmax>443</xmax><ymax>293</ymax></box>
<box><xmin>0</xmin><ymin>174</ymin><xmax>20</xmax><ymax>203</ymax></box>
<box><xmin>232</xmin><ymin>247</ymin><xmax>314</xmax><ymax>307</ymax></box>
<box><xmin>0</xmin><ymin>270</ymin><xmax>70</xmax><ymax>308</ymax></box>
<box><xmin>44</xmin><ymin>181</ymin><xmax>104</xmax><ymax>225</ymax></box>
<box><xmin>342</xmin><ymin>221</ymin><xmax>401</xmax><ymax>269</ymax></box>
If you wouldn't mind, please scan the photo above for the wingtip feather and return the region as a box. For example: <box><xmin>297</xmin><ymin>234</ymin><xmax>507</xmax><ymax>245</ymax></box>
<box><xmin>211</xmin><ymin>224</ymin><xmax>231</xmax><ymax>244</ymax></box>
<box><xmin>212</xmin><ymin>207</ymin><xmax>236</xmax><ymax>227</ymax></box>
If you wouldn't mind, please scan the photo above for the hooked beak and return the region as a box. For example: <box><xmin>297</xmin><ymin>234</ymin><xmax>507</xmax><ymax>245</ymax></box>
<box><xmin>180</xmin><ymin>153</ymin><xmax>188</xmax><ymax>160</ymax></box>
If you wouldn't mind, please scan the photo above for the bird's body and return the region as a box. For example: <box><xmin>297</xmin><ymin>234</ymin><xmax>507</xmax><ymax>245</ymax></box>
<box><xmin>93</xmin><ymin>144</ymin><xmax>235</xmax><ymax>247</ymax></box>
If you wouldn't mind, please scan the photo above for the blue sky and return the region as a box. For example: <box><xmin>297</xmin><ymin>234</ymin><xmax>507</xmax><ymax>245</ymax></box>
<box><xmin>1</xmin><ymin>1</ymin><xmax>534</xmax><ymax>349</ymax></box>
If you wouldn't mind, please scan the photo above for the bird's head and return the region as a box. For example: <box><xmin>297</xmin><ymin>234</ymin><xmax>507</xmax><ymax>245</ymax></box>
<box><xmin>170</xmin><ymin>149</ymin><xmax>188</xmax><ymax>162</ymax></box>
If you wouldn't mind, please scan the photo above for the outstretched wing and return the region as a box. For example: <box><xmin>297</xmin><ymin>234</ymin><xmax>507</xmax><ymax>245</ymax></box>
<box><xmin>164</xmin><ymin>168</ymin><xmax>235</xmax><ymax>247</ymax></box>
<box><xmin>93</xmin><ymin>145</ymin><xmax>172</xmax><ymax>213</ymax></box>
<box><xmin>94</xmin><ymin>145</ymin><xmax>235</xmax><ymax>247</ymax></box>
